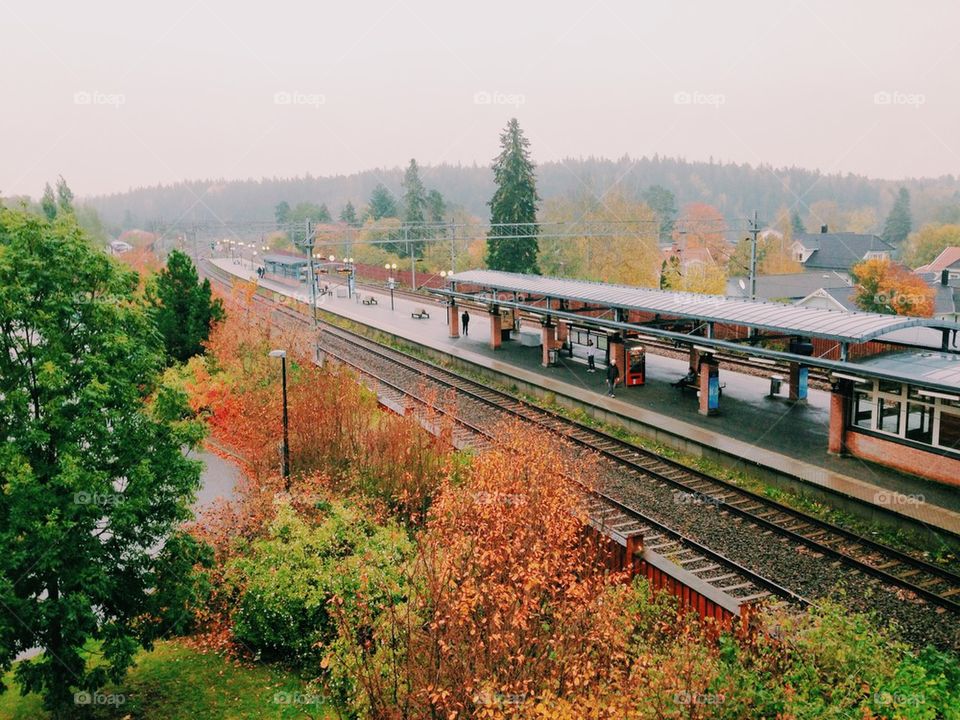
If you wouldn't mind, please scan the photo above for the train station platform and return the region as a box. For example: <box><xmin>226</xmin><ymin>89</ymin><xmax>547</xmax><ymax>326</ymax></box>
<box><xmin>209</xmin><ymin>259</ymin><xmax>960</xmax><ymax>538</ymax></box>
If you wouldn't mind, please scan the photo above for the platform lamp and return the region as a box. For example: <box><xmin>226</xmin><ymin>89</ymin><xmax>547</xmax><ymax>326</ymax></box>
<box><xmin>268</xmin><ymin>349</ymin><xmax>290</xmax><ymax>487</ymax></box>
<box><xmin>345</xmin><ymin>257</ymin><xmax>355</xmax><ymax>298</ymax></box>
<box><xmin>385</xmin><ymin>263</ymin><xmax>398</xmax><ymax>310</ymax></box>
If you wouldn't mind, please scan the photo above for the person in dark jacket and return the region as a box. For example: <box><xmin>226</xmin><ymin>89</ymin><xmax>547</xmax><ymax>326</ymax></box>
<box><xmin>606</xmin><ymin>357</ymin><xmax>620</xmax><ymax>397</ymax></box>
<box><xmin>461</xmin><ymin>310</ymin><xmax>470</xmax><ymax>336</ymax></box>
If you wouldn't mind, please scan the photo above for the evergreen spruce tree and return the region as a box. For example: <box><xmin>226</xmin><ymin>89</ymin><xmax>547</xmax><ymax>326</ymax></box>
<box><xmin>882</xmin><ymin>187</ymin><xmax>912</xmax><ymax>246</ymax></box>
<box><xmin>791</xmin><ymin>209</ymin><xmax>806</xmax><ymax>235</ymax></box>
<box><xmin>402</xmin><ymin>159</ymin><xmax>427</xmax><ymax>257</ymax></box>
<box><xmin>275</xmin><ymin>200</ymin><xmax>291</xmax><ymax>225</ymax></box>
<box><xmin>487</xmin><ymin>118</ymin><xmax>540</xmax><ymax>273</ymax></box>
<box><xmin>339</xmin><ymin>200</ymin><xmax>359</xmax><ymax>226</ymax></box>
<box><xmin>369</xmin><ymin>184</ymin><xmax>398</xmax><ymax>220</ymax></box>
<box><xmin>427</xmin><ymin>189</ymin><xmax>446</xmax><ymax>223</ymax></box>
<box><xmin>149</xmin><ymin>250</ymin><xmax>225</xmax><ymax>363</ymax></box>
<box><xmin>641</xmin><ymin>185</ymin><xmax>677</xmax><ymax>244</ymax></box>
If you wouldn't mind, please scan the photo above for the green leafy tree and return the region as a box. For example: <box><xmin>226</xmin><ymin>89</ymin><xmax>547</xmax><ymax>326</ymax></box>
<box><xmin>882</xmin><ymin>187</ymin><xmax>912</xmax><ymax>246</ymax></box>
<box><xmin>288</xmin><ymin>201</ymin><xmax>331</xmax><ymax>224</ymax></box>
<box><xmin>226</xmin><ymin>502</ymin><xmax>413</xmax><ymax>663</ymax></box>
<box><xmin>40</xmin><ymin>182</ymin><xmax>57</xmax><ymax>220</ymax></box>
<box><xmin>486</xmin><ymin>118</ymin><xmax>540</xmax><ymax>273</ymax></box>
<box><xmin>641</xmin><ymin>185</ymin><xmax>677</xmax><ymax>243</ymax></box>
<box><xmin>55</xmin><ymin>176</ymin><xmax>74</xmax><ymax>215</ymax></box>
<box><xmin>902</xmin><ymin>223</ymin><xmax>960</xmax><ymax>268</ymax></box>
<box><xmin>0</xmin><ymin>208</ymin><xmax>205</xmax><ymax>717</ymax></box>
<box><xmin>149</xmin><ymin>250</ymin><xmax>224</xmax><ymax>363</ymax></box>
<box><xmin>339</xmin><ymin>200</ymin><xmax>359</xmax><ymax>227</ymax></box>
<box><xmin>368</xmin><ymin>184</ymin><xmax>398</xmax><ymax>220</ymax></box>
<box><xmin>275</xmin><ymin>200</ymin><xmax>291</xmax><ymax>225</ymax></box>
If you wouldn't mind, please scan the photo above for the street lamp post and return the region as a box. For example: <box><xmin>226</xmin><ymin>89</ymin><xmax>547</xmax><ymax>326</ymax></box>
<box><xmin>268</xmin><ymin>349</ymin><xmax>290</xmax><ymax>486</ymax></box>
<box><xmin>343</xmin><ymin>257</ymin><xmax>355</xmax><ymax>298</ymax></box>
<box><xmin>385</xmin><ymin>263</ymin><xmax>397</xmax><ymax>310</ymax></box>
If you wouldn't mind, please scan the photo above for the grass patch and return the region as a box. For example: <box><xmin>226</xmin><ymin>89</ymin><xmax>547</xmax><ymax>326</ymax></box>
<box><xmin>0</xmin><ymin>640</ymin><xmax>330</xmax><ymax>720</ymax></box>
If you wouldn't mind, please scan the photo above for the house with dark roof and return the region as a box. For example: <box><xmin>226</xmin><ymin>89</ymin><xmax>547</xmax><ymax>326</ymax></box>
<box><xmin>725</xmin><ymin>270</ymin><xmax>852</xmax><ymax>302</ymax></box>
<box><xmin>796</xmin><ymin>286</ymin><xmax>859</xmax><ymax>312</ymax></box>
<box><xmin>790</xmin><ymin>225</ymin><xmax>894</xmax><ymax>272</ymax></box>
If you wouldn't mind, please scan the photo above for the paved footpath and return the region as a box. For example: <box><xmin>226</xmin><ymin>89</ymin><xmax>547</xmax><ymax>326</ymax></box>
<box><xmin>212</xmin><ymin>259</ymin><xmax>960</xmax><ymax>537</ymax></box>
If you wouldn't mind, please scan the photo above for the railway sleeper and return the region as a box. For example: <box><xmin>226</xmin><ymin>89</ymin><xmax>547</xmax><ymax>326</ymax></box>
<box><xmin>701</xmin><ymin>573</ymin><xmax>738</xmax><ymax>583</ymax></box>
<box><xmin>717</xmin><ymin>581</ymin><xmax>754</xmax><ymax>592</ymax></box>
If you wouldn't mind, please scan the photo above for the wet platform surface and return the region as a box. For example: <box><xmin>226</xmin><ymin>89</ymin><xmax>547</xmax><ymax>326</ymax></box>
<box><xmin>212</xmin><ymin>259</ymin><xmax>960</xmax><ymax>535</ymax></box>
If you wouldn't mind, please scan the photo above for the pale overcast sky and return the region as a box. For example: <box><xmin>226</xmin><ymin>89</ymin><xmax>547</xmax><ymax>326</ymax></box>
<box><xmin>2</xmin><ymin>0</ymin><xmax>958</xmax><ymax>198</ymax></box>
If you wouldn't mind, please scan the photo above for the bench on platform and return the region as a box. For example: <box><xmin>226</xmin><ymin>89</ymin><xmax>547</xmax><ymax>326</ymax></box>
<box><xmin>673</xmin><ymin>378</ymin><xmax>726</xmax><ymax>397</ymax></box>
<box><xmin>411</xmin><ymin>309</ymin><xmax>430</xmax><ymax>319</ymax></box>
<box><xmin>362</xmin><ymin>296</ymin><xmax>378</xmax><ymax>305</ymax></box>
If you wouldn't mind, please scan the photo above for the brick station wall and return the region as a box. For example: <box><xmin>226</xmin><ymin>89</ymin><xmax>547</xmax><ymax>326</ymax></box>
<box><xmin>844</xmin><ymin>431</ymin><xmax>960</xmax><ymax>488</ymax></box>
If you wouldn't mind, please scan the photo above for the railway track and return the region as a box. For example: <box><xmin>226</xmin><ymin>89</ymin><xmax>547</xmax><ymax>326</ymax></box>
<box><xmin>205</xmin><ymin>263</ymin><xmax>960</xmax><ymax>623</ymax></box>
<box><xmin>317</xmin><ymin>316</ymin><xmax>808</xmax><ymax>613</ymax></box>
<box><xmin>313</xmin><ymin>319</ymin><xmax>960</xmax><ymax>615</ymax></box>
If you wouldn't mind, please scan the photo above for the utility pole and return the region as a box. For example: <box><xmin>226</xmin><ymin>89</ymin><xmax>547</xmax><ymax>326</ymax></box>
<box><xmin>748</xmin><ymin>210</ymin><xmax>760</xmax><ymax>301</ymax></box>
<box><xmin>449</xmin><ymin>221</ymin><xmax>456</xmax><ymax>273</ymax></box>
<box><xmin>404</xmin><ymin>225</ymin><xmax>417</xmax><ymax>291</ymax></box>
<box><xmin>305</xmin><ymin>219</ymin><xmax>317</xmax><ymax>326</ymax></box>
<box><xmin>268</xmin><ymin>349</ymin><xmax>290</xmax><ymax>487</ymax></box>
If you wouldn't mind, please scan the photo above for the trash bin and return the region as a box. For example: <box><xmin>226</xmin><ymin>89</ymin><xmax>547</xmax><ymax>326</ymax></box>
<box><xmin>548</xmin><ymin>348</ymin><xmax>559</xmax><ymax>366</ymax></box>
<box><xmin>769</xmin><ymin>375</ymin><xmax>783</xmax><ymax>396</ymax></box>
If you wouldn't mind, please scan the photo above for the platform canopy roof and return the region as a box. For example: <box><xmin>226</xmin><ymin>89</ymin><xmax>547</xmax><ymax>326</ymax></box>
<box><xmin>855</xmin><ymin>351</ymin><xmax>960</xmax><ymax>389</ymax></box>
<box><xmin>263</xmin><ymin>254</ymin><xmax>308</xmax><ymax>266</ymax></box>
<box><xmin>448</xmin><ymin>269</ymin><xmax>960</xmax><ymax>345</ymax></box>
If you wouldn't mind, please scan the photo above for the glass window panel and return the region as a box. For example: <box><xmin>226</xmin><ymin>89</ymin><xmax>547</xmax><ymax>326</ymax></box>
<box><xmin>905</xmin><ymin>403</ymin><xmax>933</xmax><ymax>444</ymax></box>
<box><xmin>938</xmin><ymin>410</ymin><xmax>960</xmax><ymax>452</ymax></box>
<box><xmin>878</xmin><ymin>398</ymin><xmax>901</xmax><ymax>434</ymax></box>
<box><xmin>853</xmin><ymin>392</ymin><xmax>873</xmax><ymax>429</ymax></box>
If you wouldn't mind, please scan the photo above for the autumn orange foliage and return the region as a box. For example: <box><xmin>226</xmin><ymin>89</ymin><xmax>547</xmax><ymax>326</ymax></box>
<box><xmin>852</xmin><ymin>258</ymin><xmax>935</xmax><ymax>317</ymax></box>
<box><xmin>325</xmin><ymin>423</ymin><xmax>635</xmax><ymax>717</ymax></box>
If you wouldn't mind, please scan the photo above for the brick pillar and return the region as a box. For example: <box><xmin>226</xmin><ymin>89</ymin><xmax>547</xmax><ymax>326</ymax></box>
<box><xmin>610</xmin><ymin>336</ymin><xmax>627</xmax><ymax>372</ymax></box>
<box><xmin>556</xmin><ymin>320</ymin><xmax>568</xmax><ymax>345</ymax></box>
<box><xmin>828</xmin><ymin>384</ymin><xmax>847</xmax><ymax>455</ymax></box>
<box><xmin>490</xmin><ymin>312</ymin><xmax>502</xmax><ymax>350</ymax></box>
<box><xmin>788</xmin><ymin>362</ymin><xmax>807</xmax><ymax>403</ymax></box>
<box><xmin>448</xmin><ymin>302</ymin><xmax>459</xmax><ymax>338</ymax></box>
<box><xmin>541</xmin><ymin>324</ymin><xmax>557</xmax><ymax>366</ymax></box>
<box><xmin>699</xmin><ymin>358</ymin><xmax>719</xmax><ymax>416</ymax></box>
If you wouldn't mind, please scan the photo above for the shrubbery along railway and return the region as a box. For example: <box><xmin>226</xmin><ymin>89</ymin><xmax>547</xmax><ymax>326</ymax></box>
<box><xmin>204</xmin><ymin>259</ymin><xmax>960</xmax><ymax>650</ymax></box>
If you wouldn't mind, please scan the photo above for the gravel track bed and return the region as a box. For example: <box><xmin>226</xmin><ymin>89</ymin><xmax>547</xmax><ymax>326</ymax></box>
<box><xmin>319</xmin><ymin>329</ymin><xmax>959</xmax><ymax>651</ymax></box>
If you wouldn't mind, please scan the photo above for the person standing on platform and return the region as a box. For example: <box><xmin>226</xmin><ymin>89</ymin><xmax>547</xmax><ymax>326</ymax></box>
<box><xmin>606</xmin><ymin>356</ymin><xmax>620</xmax><ymax>398</ymax></box>
<box><xmin>586</xmin><ymin>339</ymin><xmax>596</xmax><ymax>372</ymax></box>
<box><xmin>461</xmin><ymin>310</ymin><xmax>470</xmax><ymax>336</ymax></box>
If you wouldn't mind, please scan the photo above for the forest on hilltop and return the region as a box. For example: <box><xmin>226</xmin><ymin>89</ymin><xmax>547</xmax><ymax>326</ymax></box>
<box><xmin>86</xmin><ymin>155</ymin><xmax>960</xmax><ymax>232</ymax></box>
